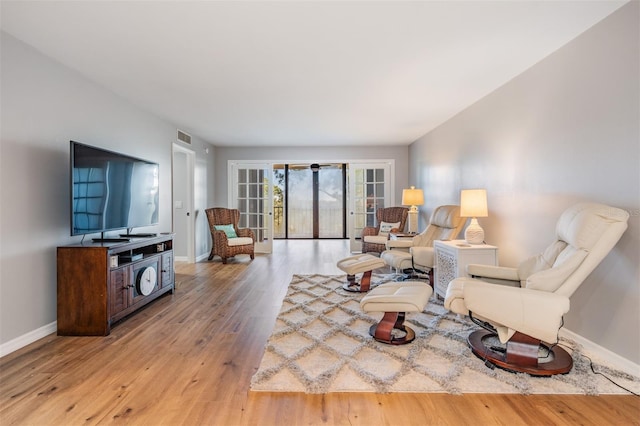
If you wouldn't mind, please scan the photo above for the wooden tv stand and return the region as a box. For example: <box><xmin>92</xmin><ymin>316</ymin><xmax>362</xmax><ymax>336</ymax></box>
<box><xmin>57</xmin><ymin>234</ymin><xmax>175</xmax><ymax>336</ymax></box>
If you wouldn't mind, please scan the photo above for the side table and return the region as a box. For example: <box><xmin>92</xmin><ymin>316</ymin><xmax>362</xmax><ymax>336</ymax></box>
<box><xmin>433</xmin><ymin>239</ymin><xmax>498</xmax><ymax>299</ymax></box>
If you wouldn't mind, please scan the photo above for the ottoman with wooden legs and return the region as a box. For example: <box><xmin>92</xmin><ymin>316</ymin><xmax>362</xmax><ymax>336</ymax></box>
<box><xmin>336</xmin><ymin>254</ymin><xmax>386</xmax><ymax>292</ymax></box>
<box><xmin>360</xmin><ymin>281</ymin><xmax>432</xmax><ymax>345</ymax></box>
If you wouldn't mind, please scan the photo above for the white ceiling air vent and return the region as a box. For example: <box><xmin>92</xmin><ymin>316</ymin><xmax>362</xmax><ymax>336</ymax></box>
<box><xmin>177</xmin><ymin>129</ymin><xmax>192</xmax><ymax>145</ymax></box>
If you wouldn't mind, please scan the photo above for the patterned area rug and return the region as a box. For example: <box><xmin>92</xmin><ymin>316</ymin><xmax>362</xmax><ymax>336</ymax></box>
<box><xmin>250</xmin><ymin>274</ymin><xmax>640</xmax><ymax>395</ymax></box>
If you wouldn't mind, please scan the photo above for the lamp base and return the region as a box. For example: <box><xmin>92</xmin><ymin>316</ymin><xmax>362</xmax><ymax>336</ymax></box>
<box><xmin>407</xmin><ymin>210</ymin><xmax>418</xmax><ymax>234</ymax></box>
<box><xmin>465</xmin><ymin>217</ymin><xmax>485</xmax><ymax>244</ymax></box>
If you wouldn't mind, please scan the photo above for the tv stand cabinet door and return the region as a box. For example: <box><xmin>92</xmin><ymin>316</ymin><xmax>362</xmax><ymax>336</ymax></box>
<box><xmin>161</xmin><ymin>251</ymin><xmax>174</xmax><ymax>289</ymax></box>
<box><xmin>109</xmin><ymin>266</ymin><xmax>132</xmax><ymax>319</ymax></box>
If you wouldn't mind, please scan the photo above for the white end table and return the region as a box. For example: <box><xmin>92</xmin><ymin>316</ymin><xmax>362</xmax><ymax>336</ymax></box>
<box><xmin>434</xmin><ymin>240</ymin><xmax>498</xmax><ymax>299</ymax></box>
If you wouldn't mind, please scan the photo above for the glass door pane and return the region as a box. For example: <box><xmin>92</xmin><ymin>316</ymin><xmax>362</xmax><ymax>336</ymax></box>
<box><xmin>318</xmin><ymin>165</ymin><xmax>344</xmax><ymax>238</ymax></box>
<box><xmin>272</xmin><ymin>165</ymin><xmax>285</xmax><ymax>239</ymax></box>
<box><xmin>287</xmin><ymin>165</ymin><xmax>313</xmax><ymax>238</ymax></box>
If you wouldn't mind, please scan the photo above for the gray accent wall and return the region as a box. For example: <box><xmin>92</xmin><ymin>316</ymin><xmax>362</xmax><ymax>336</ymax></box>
<box><xmin>408</xmin><ymin>3</ymin><xmax>639</xmax><ymax>363</ymax></box>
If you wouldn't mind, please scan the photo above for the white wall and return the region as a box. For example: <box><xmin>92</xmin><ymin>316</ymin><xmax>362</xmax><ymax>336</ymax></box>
<box><xmin>213</xmin><ymin>145</ymin><xmax>409</xmax><ymax>207</ymax></box>
<box><xmin>0</xmin><ymin>33</ymin><xmax>212</xmax><ymax>348</ymax></box>
<box><xmin>409</xmin><ymin>3</ymin><xmax>639</xmax><ymax>363</ymax></box>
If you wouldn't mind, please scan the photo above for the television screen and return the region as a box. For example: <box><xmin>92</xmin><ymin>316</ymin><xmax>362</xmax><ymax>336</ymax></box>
<box><xmin>70</xmin><ymin>141</ymin><xmax>159</xmax><ymax>236</ymax></box>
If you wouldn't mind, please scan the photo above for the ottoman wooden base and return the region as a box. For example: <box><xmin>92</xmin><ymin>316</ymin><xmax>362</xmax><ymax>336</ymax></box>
<box><xmin>368</xmin><ymin>312</ymin><xmax>416</xmax><ymax>345</ymax></box>
<box><xmin>337</xmin><ymin>254</ymin><xmax>386</xmax><ymax>293</ymax></box>
<box><xmin>360</xmin><ymin>281</ymin><xmax>432</xmax><ymax>345</ymax></box>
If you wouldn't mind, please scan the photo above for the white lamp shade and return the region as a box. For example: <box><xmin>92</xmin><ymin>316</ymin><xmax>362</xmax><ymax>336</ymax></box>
<box><xmin>402</xmin><ymin>186</ymin><xmax>424</xmax><ymax>207</ymax></box>
<box><xmin>460</xmin><ymin>189</ymin><xmax>488</xmax><ymax>218</ymax></box>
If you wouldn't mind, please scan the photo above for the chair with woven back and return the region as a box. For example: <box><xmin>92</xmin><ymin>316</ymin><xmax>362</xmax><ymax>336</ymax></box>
<box><xmin>205</xmin><ymin>207</ymin><xmax>255</xmax><ymax>264</ymax></box>
<box><xmin>361</xmin><ymin>207</ymin><xmax>409</xmax><ymax>255</ymax></box>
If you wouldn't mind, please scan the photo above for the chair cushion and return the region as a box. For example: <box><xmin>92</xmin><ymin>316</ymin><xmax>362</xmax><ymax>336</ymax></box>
<box><xmin>410</xmin><ymin>246</ymin><xmax>434</xmax><ymax>269</ymax></box>
<box><xmin>517</xmin><ymin>240</ymin><xmax>567</xmax><ymax>281</ymax></box>
<box><xmin>525</xmin><ymin>247</ymin><xmax>588</xmax><ymax>292</ymax></box>
<box><xmin>379</xmin><ymin>221</ymin><xmax>400</xmax><ymax>236</ymax></box>
<box><xmin>227</xmin><ymin>237</ymin><xmax>253</xmax><ymax>246</ymax></box>
<box><xmin>381</xmin><ymin>249</ymin><xmax>413</xmax><ymax>270</ymax></box>
<box><xmin>337</xmin><ymin>254</ymin><xmax>386</xmax><ymax>275</ymax></box>
<box><xmin>214</xmin><ymin>224</ymin><xmax>238</xmax><ymax>238</ymax></box>
<box><xmin>445</xmin><ymin>277</ymin><xmax>570</xmax><ymax>344</ymax></box>
<box><xmin>360</xmin><ymin>281</ymin><xmax>432</xmax><ymax>313</ymax></box>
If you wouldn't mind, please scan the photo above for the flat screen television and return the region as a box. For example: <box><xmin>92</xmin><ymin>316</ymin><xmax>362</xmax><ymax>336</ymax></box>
<box><xmin>70</xmin><ymin>141</ymin><xmax>159</xmax><ymax>239</ymax></box>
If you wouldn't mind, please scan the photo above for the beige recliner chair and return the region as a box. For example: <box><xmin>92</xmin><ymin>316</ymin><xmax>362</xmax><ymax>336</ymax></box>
<box><xmin>444</xmin><ymin>202</ymin><xmax>629</xmax><ymax>376</ymax></box>
<box><xmin>381</xmin><ymin>205</ymin><xmax>466</xmax><ymax>283</ymax></box>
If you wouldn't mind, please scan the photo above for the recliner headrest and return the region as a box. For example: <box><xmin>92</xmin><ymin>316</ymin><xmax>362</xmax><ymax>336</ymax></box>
<box><xmin>556</xmin><ymin>202</ymin><xmax>629</xmax><ymax>250</ymax></box>
<box><xmin>430</xmin><ymin>205</ymin><xmax>462</xmax><ymax>229</ymax></box>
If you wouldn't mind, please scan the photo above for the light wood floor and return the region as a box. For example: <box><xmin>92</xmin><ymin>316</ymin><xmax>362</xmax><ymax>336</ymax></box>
<box><xmin>1</xmin><ymin>240</ymin><xmax>638</xmax><ymax>425</ymax></box>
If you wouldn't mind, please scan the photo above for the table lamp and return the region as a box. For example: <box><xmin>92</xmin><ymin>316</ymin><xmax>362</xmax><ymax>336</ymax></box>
<box><xmin>402</xmin><ymin>186</ymin><xmax>424</xmax><ymax>234</ymax></box>
<box><xmin>460</xmin><ymin>189</ymin><xmax>488</xmax><ymax>244</ymax></box>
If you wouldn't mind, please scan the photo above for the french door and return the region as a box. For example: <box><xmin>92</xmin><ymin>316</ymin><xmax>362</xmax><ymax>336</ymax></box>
<box><xmin>274</xmin><ymin>164</ymin><xmax>346</xmax><ymax>239</ymax></box>
<box><xmin>228</xmin><ymin>162</ymin><xmax>272</xmax><ymax>253</ymax></box>
<box><xmin>229</xmin><ymin>160</ymin><xmax>393</xmax><ymax>253</ymax></box>
<box><xmin>348</xmin><ymin>162</ymin><xmax>393</xmax><ymax>252</ymax></box>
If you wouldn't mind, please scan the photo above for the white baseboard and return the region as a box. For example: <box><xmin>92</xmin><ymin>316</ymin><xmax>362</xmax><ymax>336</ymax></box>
<box><xmin>560</xmin><ymin>328</ymin><xmax>640</xmax><ymax>377</ymax></box>
<box><xmin>0</xmin><ymin>321</ymin><xmax>57</xmax><ymax>358</ymax></box>
<box><xmin>175</xmin><ymin>254</ymin><xmax>209</xmax><ymax>263</ymax></box>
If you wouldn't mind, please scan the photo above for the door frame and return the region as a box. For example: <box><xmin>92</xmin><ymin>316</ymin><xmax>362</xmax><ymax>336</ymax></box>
<box><xmin>348</xmin><ymin>160</ymin><xmax>395</xmax><ymax>253</ymax></box>
<box><xmin>172</xmin><ymin>143</ymin><xmax>195</xmax><ymax>263</ymax></box>
<box><xmin>228</xmin><ymin>161</ymin><xmax>273</xmax><ymax>253</ymax></box>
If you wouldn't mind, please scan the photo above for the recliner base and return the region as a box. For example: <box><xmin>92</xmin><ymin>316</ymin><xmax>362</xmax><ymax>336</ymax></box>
<box><xmin>468</xmin><ymin>330</ymin><xmax>573</xmax><ymax>376</ymax></box>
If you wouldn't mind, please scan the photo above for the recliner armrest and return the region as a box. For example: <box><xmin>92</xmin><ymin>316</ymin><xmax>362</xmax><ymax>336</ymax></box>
<box><xmin>466</xmin><ymin>264</ymin><xmax>519</xmax><ymax>281</ymax></box>
<box><xmin>386</xmin><ymin>239</ymin><xmax>413</xmax><ymax>250</ymax></box>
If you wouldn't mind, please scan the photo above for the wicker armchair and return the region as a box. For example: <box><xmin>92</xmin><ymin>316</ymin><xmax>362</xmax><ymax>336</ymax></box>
<box><xmin>205</xmin><ymin>208</ymin><xmax>255</xmax><ymax>264</ymax></box>
<box><xmin>361</xmin><ymin>207</ymin><xmax>408</xmax><ymax>255</ymax></box>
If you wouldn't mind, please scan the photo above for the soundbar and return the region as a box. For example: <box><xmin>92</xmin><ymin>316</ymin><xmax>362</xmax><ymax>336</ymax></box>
<box><xmin>92</xmin><ymin>238</ymin><xmax>130</xmax><ymax>243</ymax></box>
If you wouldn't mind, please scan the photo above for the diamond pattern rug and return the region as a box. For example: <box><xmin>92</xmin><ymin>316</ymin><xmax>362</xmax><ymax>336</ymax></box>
<box><xmin>250</xmin><ymin>274</ymin><xmax>640</xmax><ymax>394</ymax></box>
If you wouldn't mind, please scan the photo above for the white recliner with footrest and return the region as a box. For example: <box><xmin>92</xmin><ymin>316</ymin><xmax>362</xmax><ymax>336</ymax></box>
<box><xmin>381</xmin><ymin>205</ymin><xmax>465</xmax><ymax>282</ymax></box>
<box><xmin>444</xmin><ymin>202</ymin><xmax>629</xmax><ymax>376</ymax></box>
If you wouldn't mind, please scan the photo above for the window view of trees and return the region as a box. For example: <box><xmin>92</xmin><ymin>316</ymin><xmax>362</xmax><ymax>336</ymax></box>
<box><xmin>272</xmin><ymin>164</ymin><xmax>345</xmax><ymax>239</ymax></box>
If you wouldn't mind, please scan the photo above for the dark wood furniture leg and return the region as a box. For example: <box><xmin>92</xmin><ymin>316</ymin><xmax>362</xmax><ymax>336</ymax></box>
<box><xmin>368</xmin><ymin>311</ymin><xmax>416</xmax><ymax>345</ymax></box>
<box><xmin>342</xmin><ymin>270</ymin><xmax>373</xmax><ymax>292</ymax></box>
